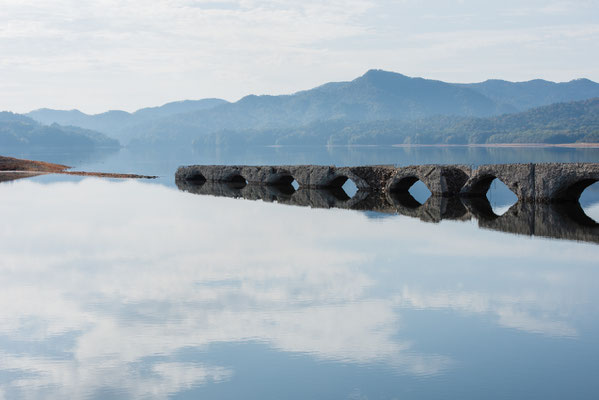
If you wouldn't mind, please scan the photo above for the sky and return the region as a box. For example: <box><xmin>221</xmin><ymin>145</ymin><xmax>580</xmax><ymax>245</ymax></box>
<box><xmin>0</xmin><ymin>0</ymin><xmax>598</xmax><ymax>113</ymax></box>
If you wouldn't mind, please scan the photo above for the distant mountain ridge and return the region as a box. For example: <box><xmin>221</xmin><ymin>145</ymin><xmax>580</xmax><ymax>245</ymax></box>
<box><xmin>27</xmin><ymin>98</ymin><xmax>228</xmax><ymax>142</ymax></box>
<box><xmin>458</xmin><ymin>78</ymin><xmax>599</xmax><ymax>111</ymax></box>
<box><xmin>125</xmin><ymin>70</ymin><xmax>519</xmax><ymax>146</ymax></box>
<box><xmin>24</xmin><ymin>70</ymin><xmax>599</xmax><ymax>146</ymax></box>
<box><xmin>200</xmin><ymin>98</ymin><xmax>599</xmax><ymax>146</ymax></box>
<box><xmin>0</xmin><ymin>112</ymin><xmax>119</xmax><ymax>148</ymax></box>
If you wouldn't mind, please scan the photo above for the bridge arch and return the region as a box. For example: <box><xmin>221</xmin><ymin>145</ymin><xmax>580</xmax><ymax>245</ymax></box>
<box><xmin>185</xmin><ymin>172</ymin><xmax>206</xmax><ymax>184</ymax></box>
<box><xmin>551</xmin><ymin>178</ymin><xmax>598</xmax><ymax>203</ymax></box>
<box><xmin>264</xmin><ymin>173</ymin><xmax>298</xmax><ymax>195</ymax></box>
<box><xmin>327</xmin><ymin>175</ymin><xmax>349</xmax><ymax>188</ymax></box>
<box><xmin>224</xmin><ymin>173</ymin><xmax>248</xmax><ymax>188</ymax></box>
<box><xmin>387</xmin><ymin>175</ymin><xmax>433</xmax><ymax>199</ymax></box>
<box><xmin>461</xmin><ymin>164</ymin><xmax>535</xmax><ymax>202</ymax></box>
<box><xmin>323</xmin><ymin>175</ymin><xmax>359</xmax><ymax>198</ymax></box>
<box><xmin>463</xmin><ymin>174</ymin><xmax>518</xmax><ymax>214</ymax></box>
<box><xmin>464</xmin><ymin>173</ymin><xmax>497</xmax><ymax>196</ymax></box>
<box><xmin>388</xmin><ymin>175</ymin><xmax>420</xmax><ymax>193</ymax></box>
<box><xmin>266</xmin><ymin>173</ymin><xmax>296</xmax><ymax>186</ymax></box>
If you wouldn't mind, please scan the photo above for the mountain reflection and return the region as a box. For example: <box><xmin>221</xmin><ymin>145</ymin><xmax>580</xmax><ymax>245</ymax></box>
<box><xmin>0</xmin><ymin>178</ymin><xmax>597</xmax><ymax>398</ymax></box>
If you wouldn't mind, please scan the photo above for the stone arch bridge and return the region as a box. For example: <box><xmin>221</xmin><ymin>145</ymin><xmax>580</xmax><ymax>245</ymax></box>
<box><xmin>175</xmin><ymin>163</ymin><xmax>599</xmax><ymax>203</ymax></box>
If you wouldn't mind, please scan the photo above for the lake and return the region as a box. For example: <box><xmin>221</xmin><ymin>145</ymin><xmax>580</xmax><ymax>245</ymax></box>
<box><xmin>0</xmin><ymin>145</ymin><xmax>598</xmax><ymax>399</ymax></box>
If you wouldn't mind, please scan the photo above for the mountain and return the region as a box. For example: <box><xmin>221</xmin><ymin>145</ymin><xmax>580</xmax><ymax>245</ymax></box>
<box><xmin>120</xmin><ymin>70</ymin><xmax>599</xmax><ymax>146</ymax></box>
<box><xmin>24</xmin><ymin>70</ymin><xmax>599</xmax><ymax>147</ymax></box>
<box><xmin>458</xmin><ymin>78</ymin><xmax>599</xmax><ymax>111</ymax></box>
<box><xmin>27</xmin><ymin>98</ymin><xmax>228</xmax><ymax>142</ymax></box>
<box><xmin>127</xmin><ymin>70</ymin><xmax>516</xmax><ymax>146</ymax></box>
<box><xmin>199</xmin><ymin>98</ymin><xmax>599</xmax><ymax>146</ymax></box>
<box><xmin>133</xmin><ymin>99</ymin><xmax>228</xmax><ymax>119</ymax></box>
<box><xmin>0</xmin><ymin>112</ymin><xmax>119</xmax><ymax>148</ymax></box>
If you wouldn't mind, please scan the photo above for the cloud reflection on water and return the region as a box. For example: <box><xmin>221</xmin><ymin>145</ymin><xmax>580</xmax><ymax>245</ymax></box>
<box><xmin>0</xmin><ymin>178</ymin><xmax>597</xmax><ymax>398</ymax></box>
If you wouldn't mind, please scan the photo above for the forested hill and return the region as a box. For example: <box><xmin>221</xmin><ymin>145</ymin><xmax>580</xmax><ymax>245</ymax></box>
<box><xmin>24</xmin><ymin>70</ymin><xmax>599</xmax><ymax>147</ymax></box>
<box><xmin>198</xmin><ymin>98</ymin><xmax>599</xmax><ymax>146</ymax></box>
<box><xmin>127</xmin><ymin>70</ymin><xmax>517</xmax><ymax>146</ymax></box>
<box><xmin>28</xmin><ymin>71</ymin><xmax>511</xmax><ymax>145</ymax></box>
<box><xmin>0</xmin><ymin>112</ymin><xmax>119</xmax><ymax>148</ymax></box>
<box><xmin>26</xmin><ymin>98</ymin><xmax>228</xmax><ymax>143</ymax></box>
<box><xmin>458</xmin><ymin>78</ymin><xmax>599</xmax><ymax>111</ymax></box>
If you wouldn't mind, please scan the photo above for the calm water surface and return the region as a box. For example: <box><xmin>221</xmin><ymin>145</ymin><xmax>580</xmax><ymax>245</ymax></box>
<box><xmin>0</xmin><ymin>146</ymin><xmax>598</xmax><ymax>399</ymax></box>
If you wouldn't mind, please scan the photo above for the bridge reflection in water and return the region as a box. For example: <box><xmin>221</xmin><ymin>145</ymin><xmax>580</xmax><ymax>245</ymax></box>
<box><xmin>175</xmin><ymin>179</ymin><xmax>599</xmax><ymax>245</ymax></box>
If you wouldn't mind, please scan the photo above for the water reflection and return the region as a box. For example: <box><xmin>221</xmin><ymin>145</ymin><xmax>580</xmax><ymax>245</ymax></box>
<box><xmin>341</xmin><ymin>178</ymin><xmax>358</xmax><ymax>198</ymax></box>
<box><xmin>177</xmin><ymin>179</ymin><xmax>599</xmax><ymax>245</ymax></box>
<box><xmin>0</xmin><ymin>171</ymin><xmax>44</xmax><ymax>183</ymax></box>
<box><xmin>0</xmin><ymin>178</ymin><xmax>598</xmax><ymax>398</ymax></box>
<box><xmin>580</xmin><ymin>181</ymin><xmax>599</xmax><ymax>222</ymax></box>
<box><xmin>486</xmin><ymin>178</ymin><xmax>518</xmax><ymax>216</ymax></box>
<box><xmin>407</xmin><ymin>180</ymin><xmax>432</xmax><ymax>204</ymax></box>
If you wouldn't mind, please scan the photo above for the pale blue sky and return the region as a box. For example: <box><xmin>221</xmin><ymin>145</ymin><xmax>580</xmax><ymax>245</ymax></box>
<box><xmin>1</xmin><ymin>0</ymin><xmax>598</xmax><ymax>113</ymax></box>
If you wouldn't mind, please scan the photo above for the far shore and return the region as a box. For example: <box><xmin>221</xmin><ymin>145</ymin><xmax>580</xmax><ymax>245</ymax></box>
<box><xmin>268</xmin><ymin>143</ymin><xmax>599</xmax><ymax>149</ymax></box>
<box><xmin>389</xmin><ymin>143</ymin><xmax>599</xmax><ymax>148</ymax></box>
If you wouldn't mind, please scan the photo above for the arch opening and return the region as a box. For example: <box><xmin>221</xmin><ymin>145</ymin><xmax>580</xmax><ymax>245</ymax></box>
<box><xmin>328</xmin><ymin>175</ymin><xmax>349</xmax><ymax>188</ymax></box>
<box><xmin>388</xmin><ymin>176</ymin><xmax>420</xmax><ymax>193</ymax></box>
<box><xmin>186</xmin><ymin>173</ymin><xmax>206</xmax><ymax>184</ymax></box>
<box><xmin>389</xmin><ymin>176</ymin><xmax>431</xmax><ymax>206</ymax></box>
<box><xmin>486</xmin><ymin>178</ymin><xmax>518</xmax><ymax>216</ymax></box>
<box><xmin>327</xmin><ymin>175</ymin><xmax>358</xmax><ymax>199</ymax></box>
<box><xmin>467</xmin><ymin>175</ymin><xmax>496</xmax><ymax>196</ymax></box>
<box><xmin>270</xmin><ymin>174</ymin><xmax>295</xmax><ymax>186</ymax></box>
<box><xmin>226</xmin><ymin>174</ymin><xmax>247</xmax><ymax>189</ymax></box>
<box><xmin>408</xmin><ymin>180</ymin><xmax>432</xmax><ymax>204</ymax></box>
<box><xmin>578</xmin><ymin>181</ymin><xmax>599</xmax><ymax>224</ymax></box>
<box><xmin>268</xmin><ymin>174</ymin><xmax>297</xmax><ymax>195</ymax></box>
<box><xmin>341</xmin><ymin>179</ymin><xmax>358</xmax><ymax>199</ymax></box>
<box><xmin>556</xmin><ymin>178</ymin><xmax>599</xmax><ymax>203</ymax></box>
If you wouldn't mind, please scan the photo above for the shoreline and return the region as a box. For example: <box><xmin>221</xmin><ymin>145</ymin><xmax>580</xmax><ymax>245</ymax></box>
<box><xmin>0</xmin><ymin>155</ymin><xmax>157</xmax><ymax>179</ymax></box>
<box><xmin>267</xmin><ymin>143</ymin><xmax>599</xmax><ymax>149</ymax></box>
<box><xmin>389</xmin><ymin>143</ymin><xmax>599</xmax><ymax>148</ymax></box>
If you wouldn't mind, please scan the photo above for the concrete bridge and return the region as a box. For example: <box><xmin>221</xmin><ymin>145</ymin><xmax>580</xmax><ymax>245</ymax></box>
<box><xmin>176</xmin><ymin>163</ymin><xmax>599</xmax><ymax>203</ymax></box>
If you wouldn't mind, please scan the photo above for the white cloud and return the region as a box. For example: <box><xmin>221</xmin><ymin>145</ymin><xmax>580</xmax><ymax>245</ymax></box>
<box><xmin>0</xmin><ymin>0</ymin><xmax>597</xmax><ymax>112</ymax></box>
<box><xmin>396</xmin><ymin>288</ymin><xmax>579</xmax><ymax>338</ymax></box>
